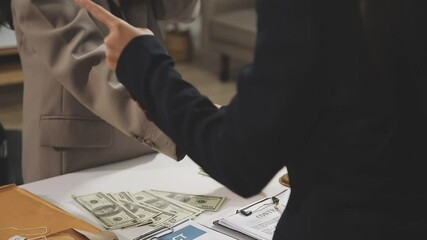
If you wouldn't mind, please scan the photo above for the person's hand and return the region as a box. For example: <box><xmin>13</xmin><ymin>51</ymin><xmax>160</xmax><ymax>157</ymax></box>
<box><xmin>75</xmin><ymin>0</ymin><xmax>154</xmax><ymax>70</ymax></box>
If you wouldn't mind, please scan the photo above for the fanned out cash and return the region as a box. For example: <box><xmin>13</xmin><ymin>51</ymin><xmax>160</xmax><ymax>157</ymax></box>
<box><xmin>148</xmin><ymin>189</ymin><xmax>227</xmax><ymax>212</ymax></box>
<box><xmin>108</xmin><ymin>191</ymin><xmax>176</xmax><ymax>227</ymax></box>
<box><xmin>107</xmin><ymin>192</ymin><xmax>163</xmax><ymax>226</ymax></box>
<box><xmin>72</xmin><ymin>190</ymin><xmax>226</xmax><ymax>230</ymax></box>
<box><xmin>72</xmin><ymin>192</ymin><xmax>140</xmax><ymax>230</ymax></box>
<box><xmin>133</xmin><ymin>190</ymin><xmax>203</xmax><ymax>226</ymax></box>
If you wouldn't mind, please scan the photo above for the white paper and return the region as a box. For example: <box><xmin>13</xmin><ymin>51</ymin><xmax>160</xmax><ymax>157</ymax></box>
<box><xmin>0</xmin><ymin>26</ymin><xmax>17</xmax><ymax>49</ymax></box>
<box><xmin>75</xmin><ymin>229</ymin><xmax>119</xmax><ymax>240</ymax></box>
<box><xmin>141</xmin><ymin>219</ymin><xmax>236</xmax><ymax>240</ymax></box>
<box><xmin>217</xmin><ymin>189</ymin><xmax>290</xmax><ymax>240</ymax></box>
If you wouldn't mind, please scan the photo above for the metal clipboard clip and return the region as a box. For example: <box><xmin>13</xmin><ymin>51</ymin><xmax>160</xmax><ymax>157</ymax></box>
<box><xmin>236</xmin><ymin>189</ymin><xmax>288</xmax><ymax>216</ymax></box>
<box><xmin>132</xmin><ymin>225</ymin><xmax>175</xmax><ymax>240</ymax></box>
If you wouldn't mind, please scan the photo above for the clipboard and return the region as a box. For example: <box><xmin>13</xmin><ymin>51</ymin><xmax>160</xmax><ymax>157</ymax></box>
<box><xmin>0</xmin><ymin>184</ymin><xmax>107</xmax><ymax>240</ymax></box>
<box><xmin>213</xmin><ymin>189</ymin><xmax>290</xmax><ymax>240</ymax></box>
<box><xmin>132</xmin><ymin>219</ymin><xmax>237</xmax><ymax>240</ymax></box>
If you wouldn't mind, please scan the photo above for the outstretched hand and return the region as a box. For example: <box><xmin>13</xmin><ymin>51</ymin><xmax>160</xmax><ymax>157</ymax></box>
<box><xmin>75</xmin><ymin>0</ymin><xmax>154</xmax><ymax>70</ymax></box>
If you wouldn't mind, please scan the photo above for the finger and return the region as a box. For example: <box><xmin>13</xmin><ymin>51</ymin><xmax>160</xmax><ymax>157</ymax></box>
<box><xmin>75</xmin><ymin>0</ymin><xmax>118</xmax><ymax>29</ymax></box>
<box><xmin>105</xmin><ymin>48</ymin><xmax>120</xmax><ymax>64</ymax></box>
<box><xmin>106</xmin><ymin>54</ymin><xmax>117</xmax><ymax>70</ymax></box>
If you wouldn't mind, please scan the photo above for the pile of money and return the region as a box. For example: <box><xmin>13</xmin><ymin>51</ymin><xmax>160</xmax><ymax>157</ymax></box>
<box><xmin>72</xmin><ymin>190</ymin><xmax>226</xmax><ymax>230</ymax></box>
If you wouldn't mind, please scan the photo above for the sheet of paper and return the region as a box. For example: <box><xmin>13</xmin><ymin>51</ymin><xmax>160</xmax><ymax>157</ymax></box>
<box><xmin>217</xmin><ymin>189</ymin><xmax>290</xmax><ymax>240</ymax></box>
<box><xmin>140</xmin><ymin>219</ymin><xmax>237</xmax><ymax>240</ymax></box>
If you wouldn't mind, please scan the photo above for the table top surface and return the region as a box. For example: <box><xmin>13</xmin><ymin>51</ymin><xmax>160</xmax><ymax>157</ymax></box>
<box><xmin>21</xmin><ymin>153</ymin><xmax>288</xmax><ymax>239</ymax></box>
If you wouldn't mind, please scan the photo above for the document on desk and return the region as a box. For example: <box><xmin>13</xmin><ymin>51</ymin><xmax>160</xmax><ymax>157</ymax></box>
<box><xmin>134</xmin><ymin>219</ymin><xmax>237</xmax><ymax>240</ymax></box>
<box><xmin>215</xmin><ymin>189</ymin><xmax>290</xmax><ymax>240</ymax></box>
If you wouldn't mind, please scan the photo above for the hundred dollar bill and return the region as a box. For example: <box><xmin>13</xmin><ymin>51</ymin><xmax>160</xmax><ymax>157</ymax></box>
<box><xmin>132</xmin><ymin>190</ymin><xmax>203</xmax><ymax>226</ymax></box>
<box><xmin>107</xmin><ymin>191</ymin><xmax>138</xmax><ymax>203</ymax></box>
<box><xmin>144</xmin><ymin>207</ymin><xmax>176</xmax><ymax>227</ymax></box>
<box><xmin>72</xmin><ymin>192</ymin><xmax>140</xmax><ymax>230</ymax></box>
<box><xmin>149</xmin><ymin>189</ymin><xmax>227</xmax><ymax>212</ymax></box>
<box><xmin>107</xmin><ymin>191</ymin><xmax>175</xmax><ymax>227</ymax></box>
<box><xmin>107</xmin><ymin>192</ymin><xmax>161</xmax><ymax>225</ymax></box>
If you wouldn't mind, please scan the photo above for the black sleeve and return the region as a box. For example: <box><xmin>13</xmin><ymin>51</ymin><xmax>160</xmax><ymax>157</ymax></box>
<box><xmin>116</xmin><ymin>0</ymin><xmax>321</xmax><ymax>197</ymax></box>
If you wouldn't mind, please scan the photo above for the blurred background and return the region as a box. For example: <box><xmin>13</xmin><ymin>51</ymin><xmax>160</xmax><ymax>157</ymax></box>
<box><xmin>1</xmin><ymin>0</ymin><xmax>258</xmax><ymax>129</ymax></box>
<box><xmin>0</xmin><ymin>0</ymin><xmax>256</xmax><ymax>185</ymax></box>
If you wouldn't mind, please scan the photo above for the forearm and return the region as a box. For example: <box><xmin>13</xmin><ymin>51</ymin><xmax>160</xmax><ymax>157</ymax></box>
<box><xmin>116</xmin><ymin>36</ymin><xmax>276</xmax><ymax>197</ymax></box>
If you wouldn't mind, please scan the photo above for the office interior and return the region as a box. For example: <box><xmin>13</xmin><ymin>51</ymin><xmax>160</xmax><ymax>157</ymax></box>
<box><xmin>0</xmin><ymin>0</ymin><xmax>256</xmax><ymax>186</ymax></box>
<box><xmin>0</xmin><ymin>3</ymin><xmax>285</xmax><ymax>237</ymax></box>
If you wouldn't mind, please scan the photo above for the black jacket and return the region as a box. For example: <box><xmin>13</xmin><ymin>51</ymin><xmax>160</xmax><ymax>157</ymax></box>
<box><xmin>117</xmin><ymin>0</ymin><xmax>427</xmax><ymax>239</ymax></box>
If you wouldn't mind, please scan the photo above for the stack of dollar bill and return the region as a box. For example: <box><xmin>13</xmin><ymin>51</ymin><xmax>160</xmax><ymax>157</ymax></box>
<box><xmin>72</xmin><ymin>190</ymin><xmax>227</xmax><ymax>230</ymax></box>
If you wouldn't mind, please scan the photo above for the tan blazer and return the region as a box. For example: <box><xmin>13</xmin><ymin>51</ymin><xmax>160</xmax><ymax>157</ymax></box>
<box><xmin>11</xmin><ymin>0</ymin><xmax>200</xmax><ymax>183</ymax></box>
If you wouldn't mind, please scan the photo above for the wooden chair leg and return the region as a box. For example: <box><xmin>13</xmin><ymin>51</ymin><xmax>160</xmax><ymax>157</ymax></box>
<box><xmin>219</xmin><ymin>54</ymin><xmax>230</xmax><ymax>81</ymax></box>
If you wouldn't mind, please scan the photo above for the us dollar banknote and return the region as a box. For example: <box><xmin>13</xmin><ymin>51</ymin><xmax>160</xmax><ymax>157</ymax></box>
<box><xmin>72</xmin><ymin>192</ymin><xmax>140</xmax><ymax>229</ymax></box>
<box><xmin>148</xmin><ymin>189</ymin><xmax>227</xmax><ymax>212</ymax></box>
<box><xmin>132</xmin><ymin>190</ymin><xmax>203</xmax><ymax>226</ymax></box>
<box><xmin>107</xmin><ymin>191</ymin><xmax>175</xmax><ymax>227</ymax></box>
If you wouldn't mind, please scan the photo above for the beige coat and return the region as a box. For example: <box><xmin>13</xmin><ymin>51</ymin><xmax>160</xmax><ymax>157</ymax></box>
<box><xmin>11</xmin><ymin>0</ymin><xmax>200</xmax><ymax>183</ymax></box>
